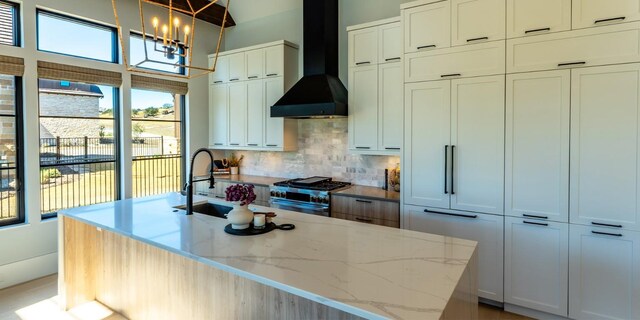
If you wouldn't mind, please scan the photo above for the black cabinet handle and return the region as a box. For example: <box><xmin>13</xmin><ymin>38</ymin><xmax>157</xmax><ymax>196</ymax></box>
<box><xmin>523</xmin><ymin>214</ymin><xmax>548</xmax><ymax>220</ymax></box>
<box><xmin>451</xmin><ymin>145</ymin><xmax>455</xmax><ymax>195</ymax></box>
<box><xmin>355</xmin><ymin>61</ymin><xmax>371</xmax><ymax>65</ymax></box>
<box><xmin>444</xmin><ymin>145</ymin><xmax>449</xmax><ymax>195</ymax></box>
<box><xmin>591</xmin><ymin>222</ymin><xmax>623</xmax><ymax>228</ymax></box>
<box><xmin>592</xmin><ymin>230</ymin><xmax>623</xmax><ymax>237</ymax></box>
<box><xmin>523</xmin><ymin>220</ymin><xmax>549</xmax><ymax>227</ymax></box>
<box><xmin>441</xmin><ymin>73</ymin><xmax>461</xmax><ymax>78</ymax></box>
<box><xmin>248</xmin><ymin>76</ymin><xmax>258</xmax><ymax>79</ymax></box>
<box><xmin>525</xmin><ymin>27</ymin><xmax>551</xmax><ymax>34</ymax></box>
<box><xmin>558</xmin><ymin>61</ymin><xmax>586</xmax><ymax>67</ymax></box>
<box><xmin>215</xmin><ymin>195</ymin><xmax>225</xmax><ymax>199</ymax></box>
<box><xmin>467</xmin><ymin>37</ymin><xmax>489</xmax><ymax>43</ymax></box>
<box><xmin>266</xmin><ymin>144</ymin><xmax>278</xmax><ymax>147</ymax></box>
<box><xmin>425</xmin><ymin>209</ymin><xmax>477</xmax><ymax>219</ymax></box>
<box><xmin>229</xmin><ymin>78</ymin><xmax>240</xmax><ymax>81</ymax></box>
<box><xmin>595</xmin><ymin>16</ymin><xmax>626</xmax><ymax>24</ymax></box>
<box><xmin>356</xmin><ymin>146</ymin><xmax>371</xmax><ymax>150</ymax></box>
<box><xmin>355</xmin><ymin>199</ymin><xmax>372</xmax><ymax>204</ymax></box>
<box><xmin>355</xmin><ymin>217</ymin><xmax>373</xmax><ymax>223</ymax></box>
<box><xmin>213</xmin><ymin>80</ymin><xmax>223</xmax><ymax>84</ymax></box>
<box><xmin>213</xmin><ymin>143</ymin><xmax>223</xmax><ymax>146</ymax></box>
<box><xmin>385</xmin><ymin>57</ymin><xmax>401</xmax><ymax>62</ymax></box>
<box><xmin>248</xmin><ymin>143</ymin><xmax>259</xmax><ymax>146</ymax></box>
<box><xmin>385</xmin><ymin>147</ymin><xmax>401</xmax><ymax>150</ymax></box>
<box><xmin>417</xmin><ymin>45</ymin><xmax>436</xmax><ymax>50</ymax></box>
<box><xmin>266</xmin><ymin>73</ymin><xmax>278</xmax><ymax>77</ymax></box>
<box><xmin>230</xmin><ymin>143</ymin><xmax>240</xmax><ymax>146</ymax></box>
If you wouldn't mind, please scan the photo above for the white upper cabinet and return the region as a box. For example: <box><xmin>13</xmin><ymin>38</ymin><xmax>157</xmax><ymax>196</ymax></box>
<box><xmin>450</xmin><ymin>75</ymin><xmax>505</xmax><ymax>215</ymax></box>
<box><xmin>379</xmin><ymin>22</ymin><xmax>402</xmax><ymax>63</ymax></box>
<box><xmin>451</xmin><ymin>0</ymin><xmax>506</xmax><ymax>46</ymax></box>
<box><xmin>404</xmin><ymin>81</ymin><xmax>451</xmax><ymax>209</ymax></box>
<box><xmin>403</xmin><ymin>1</ymin><xmax>451</xmax><ymax>53</ymax></box>
<box><xmin>227</xmin><ymin>82</ymin><xmax>247</xmax><ymax>147</ymax></box>
<box><xmin>246</xmin><ymin>80</ymin><xmax>264</xmax><ymax>147</ymax></box>
<box><xmin>264</xmin><ymin>78</ymin><xmax>285</xmax><ymax>148</ymax></box>
<box><xmin>349</xmin><ymin>28</ymin><xmax>379</xmax><ymax>67</ymax></box>
<box><xmin>209</xmin><ymin>84</ymin><xmax>228</xmax><ymax>147</ymax></box>
<box><xmin>264</xmin><ymin>45</ymin><xmax>284</xmax><ymax>77</ymax></box>
<box><xmin>227</xmin><ymin>52</ymin><xmax>246</xmax><ymax>82</ymax></box>
<box><xmin>379</xmin><ymin>63</ymin><xmax>403</xmax><ymax>151</ymax></box>
<box><xmin>506</xmin><ymin>0</ymin><xmax>571</xmax><ymax>38</ymax></box>
<box><xmin>573</xmin><ymin>0</ymin><xmax>640</xmax><ymax>29</ymax></box>
<box><xmin>210</xmin><ymin>55</ymin><xmax>229</xmax><ymax>84</ymax></box>
<box><xmin>569</xmin><ymin>224</ymin><xmax>640</xmax><ymax>320</ymax></box>
<box><xmin>245</xmin><ymin>49</ymin><xmax>264</xmax><ymax>80</ymax></box>
<box><xmin>507</xmin><ymin>22</ymin><xmax>640</xmax><ymax>74</ymax></box>
<box><xmin>505</xmin><ymin>71</ymin><xmax>570</xmax><ymax>222</ymax></box>
<box><xmin>405</xmin><ymin>40</ymin><xmax>505</xmax><ymax>82</ymax></box>
<box><xmin>349</xmin><ymin>65</ymin><xmax>379</xmax><ymax>151</ymax></box>
<box><xmin>570</xmin><ymin>64</ymin><xmax>640</xmax><ymax>231</ymax></box>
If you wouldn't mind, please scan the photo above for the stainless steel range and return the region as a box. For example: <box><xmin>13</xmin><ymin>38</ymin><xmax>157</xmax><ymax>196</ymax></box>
<box><xmin>269</xmin><ymin>177</ymin><xmax>351</xmax><ymax>216</ymax></box>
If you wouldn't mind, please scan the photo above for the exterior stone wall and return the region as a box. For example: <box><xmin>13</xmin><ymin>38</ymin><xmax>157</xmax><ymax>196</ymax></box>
<box><xmin>0</xmin><ymin>75</ymin><xmax>16</xmax><ymax>165</ymax></box>
<box><xmin>226</xmin><ymin>118</ymin><xmax>400</xmax><ymax>187</ymax></box>
<box><xmin>39</xmin><ymin>93</ymin><xmax>101</xmax><ymax>139</ymax></box>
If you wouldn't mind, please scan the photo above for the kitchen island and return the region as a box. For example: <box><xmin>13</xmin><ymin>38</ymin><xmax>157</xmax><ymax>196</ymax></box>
<box><xmin>58</xmin><ymin>193</ymin><xmax>478</xmax><ymax>320</ymax></box>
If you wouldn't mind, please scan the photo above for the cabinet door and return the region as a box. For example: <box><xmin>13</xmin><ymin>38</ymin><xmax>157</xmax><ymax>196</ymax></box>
<box><xmin>573</xmin><ymin>0</ymin><xmax>640</xmax><ymax>29</ymax></box>
<box><xmin>379</xmin><ymin>63</ymin><xmax>403</xmax><ymax>152</ymax></box>
<box><xmin>404</xmin><ymin>81</ymin><xmax>451</xmax><ymax>209</ymax></box>
<box><xmin>506</xmin><ymin>0</ymin><xmax>571</xmax><ymax>38</ymax></box>
<box><xmin>246</xmin><ymin>81</ymin><xmax>264</xmax><ymax>147</ymax></box>
<box><xmin>504</xmin><ymin>217</ymin><xmax>568</xmax><ymax>316</ymax></box>
<box><xmin>379</xmin><ymin>22</ymin><xmax>402</xmax><ymax>63</ymax></box>
<box><xmin>264</xmin><ymin>77</ymin><xmax>284</xmax><ymax>148</ymax></box>
<box><xmin>264</xmin><ymin>45</ymin><xmax>284</xmax><ymax>77</ymax></box>
<box><xmin>570</xmin><ymin>64</ymin><xmax>640</xmax><ymax>231</ymax></box>
<box><xmin>451</xmin><ymin>0</ymin><xmax>506</xmax><ymax>46</ymax></box>
<box><xmin>569</xmin><ymin>224</ymin><xmax>640</xmax><ymax>320</ymax></box>
<box><xmin>405</xmin><ymin>206</ymin><xmax>504</xmax><ymax>302</ymax></box>
<box><xmin>209</xmin><ymin>84</ymin><xmax>228</xmax><ymax>147</ymax></box>
<box><xmin>403</xmin><ymin>1</ymin><xmax>451</xmax><ymax>53</ymax></box>
<box><xmin>227</xmin><ymin>82</ymin><xmax>247</xmax><ymax>147</ymax></box>
<box><xmin>246</xmin><ymin>49</ymin><xmax>264</xmax><ymax>80</ymax></box>
<box><xmin>228</xmin><ymin>52</ymin><xmax>246</xmax><ymax>82</ymax></box>
<box><xmin>505</xmin><ymin>71</ymin><xmax>570</xmax><ymax>222</ymax></box>
<box><xmin>210</xmin><ymin>55</ymin><xmax>229</xmax><ymax>84</ymax></box>
<box><xmin>348</xmin><ymin>28</ymin><xmax>378</xmax><ymax>67</ymax></box>
<box><xmin>348</xmin><ymin>65</ymin><xmax>378</xmax><ymax>151</ymax></box>
<box><xmin>451</xmin><ymin>75</ymin><xmax>505</xmax><ymax>215</ymax></box>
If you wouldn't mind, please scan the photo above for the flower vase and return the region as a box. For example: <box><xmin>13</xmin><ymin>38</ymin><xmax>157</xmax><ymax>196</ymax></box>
<box><xmin>227</xmin><ymin>203</ymin><xmax>253</xmax><ymax>230</ymax></box>
<box><xmin>230</xmin><ymin>166</ymin><xmax>239</xmax><ymax>175</ymax></box>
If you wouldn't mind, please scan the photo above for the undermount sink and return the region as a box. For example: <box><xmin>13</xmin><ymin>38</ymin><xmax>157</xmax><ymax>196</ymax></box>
<box><xmin>174</xmin><ymin>202</ymin><xmax>232</xmax><ymax>219</ymax></box>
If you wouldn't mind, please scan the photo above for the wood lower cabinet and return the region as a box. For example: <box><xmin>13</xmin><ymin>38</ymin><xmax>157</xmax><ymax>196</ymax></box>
<box><xmin>331</xmin><ymin>196</ymin><xmax>399</xmax><ymax>228</ymax></box>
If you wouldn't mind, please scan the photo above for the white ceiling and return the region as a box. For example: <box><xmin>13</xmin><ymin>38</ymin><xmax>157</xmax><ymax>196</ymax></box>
<box><xmin>218</xmin><ymin>0</ymin><xmax>301</xmax><ymax>24</ymax></box>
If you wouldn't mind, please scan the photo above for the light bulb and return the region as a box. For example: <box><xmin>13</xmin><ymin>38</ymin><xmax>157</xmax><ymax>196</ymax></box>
<box><xmin>184</xmin><ymin>25</ymin><xmax>190</xmax><ymax>35</ymax></box>
<box><xmin>162</xmin><ymin>24</ymin><xmax>168</xmax><ymax>34</ymax></box>
<box><xmin>173</xmin><ymin>17</ymin><xmax>180</xmax><ymax>28</ymax></box>
<box><xmin>152</xmin><ymin>17</ymin><xmax>159</xmax><ymax>28</ymax></box>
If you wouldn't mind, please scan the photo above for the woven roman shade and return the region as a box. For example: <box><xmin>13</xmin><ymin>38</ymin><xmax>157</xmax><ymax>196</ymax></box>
<box><xmin>131</xmin><ymin>74</ymin><xmax>188</xmax><ymax>95</ymax></box>
<box><xmin>37</xmin><ymin>61</ymin><xmax>122</xmax><ymax>87</ymax></box>
<box><xmin>0</xmin><ymin>55</ymin><xmax>24</xmax><ymax>76</ymax></box>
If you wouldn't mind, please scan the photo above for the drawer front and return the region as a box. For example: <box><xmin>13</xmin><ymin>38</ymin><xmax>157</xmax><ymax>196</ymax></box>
<box><xmin>333</xmin><ymin>212</ymin><xmax>400</xmax><ymax>228</ymax></box>
<box><xmin>331</xmin><ymin>196</ymin><xmax>400</xmax><ymax>222</ymax></box>
<box><xmin>405</xmin><ymin>41</ymin><xmax>506</xmax><ymax>82</ymax></box>
<box><xmin>507</xmin><ymin>22</ymin><xmax>640</xmax><ymax>73</ymax></box>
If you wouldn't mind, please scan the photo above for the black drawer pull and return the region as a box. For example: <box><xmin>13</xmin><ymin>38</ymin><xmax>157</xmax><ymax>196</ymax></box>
<box><xmin>215</xmin><ymin>195</ymin><xmax>225</xmax><ymax>199</ymax></box>
<box><xmin>441</xmin><ymin>73</ymin><xmax>461</xmax><ymax>78</ymax></box>
<box><xmin>355</xmin><ymin>217</ymin><xmax>373</xmax><ymax>223</ymax></box>
<box><xmin>213</xmin><ymin>143</ymin><xmax>223</xmax><ymax>146</ymax></box>
<box><xmin>248</xmin><ymin>76</ymin><xmax>258</xmax><ymax>79</ymax></box>
<box><xmin>355</xmin><ymin>146</ymin><xmax>370</xmax><ymax>149</ymax></box>
<box><xmin>467</xmin><ymin>37</ymin><xmax>489</xmax><ymax>43</ymax></box>
<box><xmin>591</xmin><ymin>222</ymin><xmax>623</xmax><ymax>228</ymax></box>
<box><xmin>595</xmin><ymin>16</ymin><xmax>626</xmax><ymax>24</ymax></box>
<box><xmin>355</xmin><ymin>199</ymin><xmax>372</xmax><ymax>204</ymax></box>
<box><xmin>213</xmin><ymin>80</ymin><xmax>223</xmax><ymax>84</ymax></box>
<box><xmin>266</xmin><ymin>144</ymin><xmax>278</xmax><ymax>147</ymax></box>
<box><xmin>229</xmin><ymin>78</ymin><xmax>240</xmax><ymax>81</ymax></box>
<box><xmin>523</xmin><ymin>220</ymin><xmax>549</xmax><ymax>227</ymax></box>
<box><xmin>385</xmin><ymin>57</ymin><xmax>401</xmax><ymax>62</ymax></box>
<box><xmin>417</xmin><ymin>45</ymin><xmax>436</xmax><ymax>50</ymax></box>
<box><xmin>355</xmin><ymin>61</ymin><xmax>371</xmax><ymax>65</ymax></box>
<box><xmin>592</xmin><ymin>230</ymin><xmax>623</xmax><ymax>237</ymax></box>
<box><xmin>424</xmin><ymin>209</ymin><xmax>477</xmax><ymax>219</ymax></box>
<box><xmin>266</xmin><ymin>73</ymin><xmax>278</xmax><ymax>77</ymax></box>
<box><xmin>558</xmin><ymin>61</ymin><xmax>586</xmax><ymax>67</ymax></box>
<box><xmin>525</xmin><ymin>27</ymin><xmax>551</xmax><ymax>34</ymax></box>
<box><xmin>230</xmin><ymin>143</ymin><xmax>240</xmax><ymax>146</ymax></box>
<box><xmin>248</xmin><ymin>144</ymin><xmax>259</xmax><ymax>146</ymax></box>
<box><xmin>523</xmin><ymin>214</ymin><xmax>548</xmax><ymax>220</ymax></box>
<box><xmin>385</xmin><ymin>147</ymin><xmax>401</xmax><ymax>150</ymax></box>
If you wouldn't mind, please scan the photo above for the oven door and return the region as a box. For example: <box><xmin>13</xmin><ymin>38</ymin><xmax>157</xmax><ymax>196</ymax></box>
<box><xmin>269</xmin><ymin>198</ymin><xmax>330</xmax><ymax>217</ymax></box>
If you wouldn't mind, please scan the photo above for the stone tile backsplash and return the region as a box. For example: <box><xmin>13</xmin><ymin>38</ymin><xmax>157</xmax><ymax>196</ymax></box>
<box><xmin>220</xmin><ymin>118</ymin><xmax>400</xmax><ymax>187</ymax></box>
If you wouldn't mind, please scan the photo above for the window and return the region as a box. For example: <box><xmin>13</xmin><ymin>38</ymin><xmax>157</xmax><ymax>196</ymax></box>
<box><xmin>38</xmin><ymin>79</ymin><xmax>119</xmax><ymax>218</ymax></box>
<box><xmin>131</xmin><ymin>88</ymin><xmax>184</xmax><ymax>197</ymax></box>
<box><xmin>130</xmin><ymin>33</ymin><xmax>185</xmax><ymax>74</ymax></box>
<box><xmin>37</xmin><ymin>10</ymin><xmax>117</xmax><ymax>63</ymax></box>
<box><xmin>0</xmin><ymin>74</ymin><xmax>23</xmax><ymax>226</ymax></box>
<box><xmin>0</xmin><ymin>0</ymin><xmax>19</xmax><ymax>46</ymax></box>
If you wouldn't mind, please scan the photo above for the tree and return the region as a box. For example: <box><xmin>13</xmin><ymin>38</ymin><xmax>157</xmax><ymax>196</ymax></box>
<box><xmin>144</xmin><ymin>106</ymin><xmax>159</xmax><ymax>118</ymax></box>
<box><xmin>133</xmin><ymin>123</ymin><xmax>145</xmax><ymax>137</ymax></box>
<box><xmin>162</xmin><ymin>103</ymin><xmax>173</xmax><ymax>109</ymax></box>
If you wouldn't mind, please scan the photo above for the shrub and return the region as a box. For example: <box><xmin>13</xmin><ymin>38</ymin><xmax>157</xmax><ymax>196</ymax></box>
<box><xmin>41</xmin><ymin>168</ymin><xmax>61</xmax><ymax>184</ymax></box>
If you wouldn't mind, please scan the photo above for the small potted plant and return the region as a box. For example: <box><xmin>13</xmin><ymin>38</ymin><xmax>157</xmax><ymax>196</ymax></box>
<box><xmin>225</xmin><ymin>184</ymin><xmax>256</xmax><ymax>230</ymax></box>
<box><xmin>228</xmin><ymin>153</ymin><xmax>244</xmax><ymax>175</ymax></box>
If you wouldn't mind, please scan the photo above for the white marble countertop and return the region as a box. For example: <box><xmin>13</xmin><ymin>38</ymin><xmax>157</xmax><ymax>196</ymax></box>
<box><xmin>60</xmin><ymin>193</ymin><xmax>477</xmax><ymax>320</ymax></box>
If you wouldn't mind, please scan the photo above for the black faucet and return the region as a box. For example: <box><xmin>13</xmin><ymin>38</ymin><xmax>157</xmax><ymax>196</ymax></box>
<box><xmin>185</xmin><ymin>148</ymin><xmax>216</xmax><ymax>215</ymax></box>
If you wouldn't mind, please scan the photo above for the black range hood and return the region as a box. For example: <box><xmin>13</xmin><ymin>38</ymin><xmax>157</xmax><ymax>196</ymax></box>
<box><xmin>270</xmin><ymin>0</ymin><xmax>348</xmax><ymax>119</ymax></box>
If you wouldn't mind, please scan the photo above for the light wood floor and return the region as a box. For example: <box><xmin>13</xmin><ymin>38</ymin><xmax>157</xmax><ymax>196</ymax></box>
<box><xmin>0</xmin><ymin>274</ymin><xmax>532</xmax><ymax>320</ymax></box>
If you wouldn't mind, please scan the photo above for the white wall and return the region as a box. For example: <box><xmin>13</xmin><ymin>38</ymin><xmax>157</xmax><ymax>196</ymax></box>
<box><xmin>0</xmin><ymin>0</ymin><xmax>219</xmax><ymax>289</ymax></box>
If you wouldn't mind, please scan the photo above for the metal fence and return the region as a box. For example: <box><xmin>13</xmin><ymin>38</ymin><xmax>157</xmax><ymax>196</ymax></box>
<box><xmin>0</xmin><ymin>168</ymin><xmax>17</xmax><ymax>220</ymax></box>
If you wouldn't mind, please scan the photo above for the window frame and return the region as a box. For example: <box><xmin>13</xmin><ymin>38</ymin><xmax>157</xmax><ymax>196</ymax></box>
<box><xmin>129</xmin><ymin>32</ymin><xmax>186</xmax><ymax>75</ymax></box>
<box><xmin>0</xmin><ymin>0</ymin><xmax>20</xmax><ymax>47</ymax></box>
<box><xmin>36</xmin><ymin>9</ymin><xmax>118</xmax><ymax>64</ymax></box>
<box><xmin>0</xmin><ymin>75</ymin><xmax>24</xmax><ymax>227</ymax></box>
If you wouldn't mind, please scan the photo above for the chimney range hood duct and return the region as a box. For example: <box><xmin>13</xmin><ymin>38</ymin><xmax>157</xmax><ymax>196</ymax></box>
<box><xmin>270</xmin><ymin>0</ymin><xmax>348</xmax><ymax>119</ymax></box>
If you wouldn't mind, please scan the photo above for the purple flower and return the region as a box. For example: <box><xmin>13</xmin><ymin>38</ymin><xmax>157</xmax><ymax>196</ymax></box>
<box><xmin>225</xmin><ymin>184</ymin><xmax>257</xmax><ymax>206</ymax></box>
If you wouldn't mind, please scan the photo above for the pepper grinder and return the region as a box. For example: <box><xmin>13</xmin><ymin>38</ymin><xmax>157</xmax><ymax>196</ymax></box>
<box><xmin>383</xmin><ymin>169</ymin><xmax>389</xmax><ymax>190</ymax></box>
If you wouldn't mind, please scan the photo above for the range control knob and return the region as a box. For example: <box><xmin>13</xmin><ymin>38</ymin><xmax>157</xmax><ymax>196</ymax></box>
<box><xmin>321</xmin><ymin>197</ymin><xmax>329</xmax><ymax>204</ymax></box>
<box><xmin>311</xmin><ymin>196</ymin><xmax>318</xmax><ymax>203</ymax></box>
<box><xmin>270</xmin><ymin>190</ymin><xmax>276</xmax><ymax>197</ymax></box>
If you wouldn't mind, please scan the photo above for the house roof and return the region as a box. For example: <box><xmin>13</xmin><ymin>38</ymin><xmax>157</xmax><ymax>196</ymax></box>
<box><xmin>38</xmin><ymin>79</ymin><xmax>104</xmax><ymax>98</ymax></box>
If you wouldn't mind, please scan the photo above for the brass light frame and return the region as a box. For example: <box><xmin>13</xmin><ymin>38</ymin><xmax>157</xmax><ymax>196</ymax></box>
<box><xmin>111</xmin><ymin>0</ymin><xmax>230</xmax><ymax>79</ymax></box>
